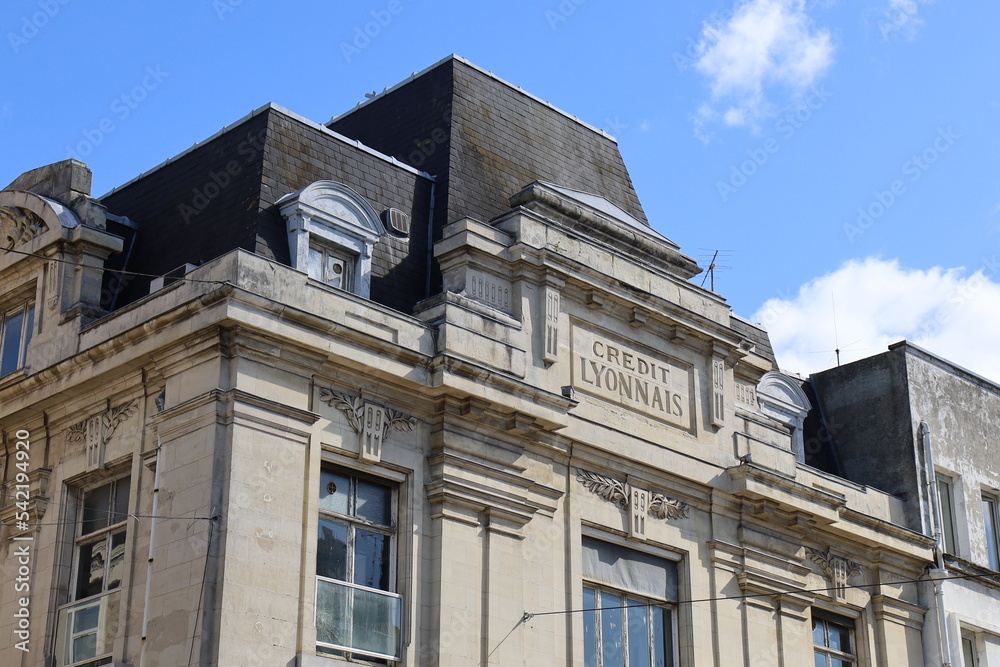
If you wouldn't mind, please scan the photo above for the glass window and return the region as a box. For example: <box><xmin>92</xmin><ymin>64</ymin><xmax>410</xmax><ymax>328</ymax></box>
<box><xmin>961</xmin><ymin>633</ymin><xmax>978</xmax><ymax>667</ymax></box>
<box><xmin>307</xmin><ymin>243</ymin><xmax>354</xmax><ymax>291</ymax></box>
<box><xmin>937</xmin><ymin>476</ymin><xmax>957</xmax><ymax>555</ymax></box>
<box><xmin>59</xmin><ymin>476</ymin><xmax>130</xmax><ymax>666</ymax></box>
<box><xmin>75</xmin><ymin>477</ymin><xmax>130</xmax><ymax>601</ymax></box>
<box><xmin>583</xmin><ymin>584</ymin><xmax>675</xmax><ymax>667</ymax></box>
<box><xmin>983</xmin><ymin>494</ymin><xmax>999</xmax><ymax>571</ymax></box>
<box><xmin>316</xmin><ymin>468</ymin><xmax>400</xmax><ymax>662</ymax></box>
<box><xmin>813</xmin><ymin>612</ymin><xmax>856</xmax><ymax>666</ymax></box>
<box><xmin>0</xmin><ymin>301</ymin><xmax>34</xmax><ymax>377</ymax></box>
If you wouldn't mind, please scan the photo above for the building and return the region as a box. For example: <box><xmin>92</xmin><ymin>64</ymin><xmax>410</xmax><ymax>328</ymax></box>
<box><xmin>1</xmin><ymin>55</ymin><xmax>935</xmax><ymax>666</ymax></box>
<box><xmin>808</xmin><ymin>342</ymin><xmax>1000</xmax><ymax>667</ymax></box>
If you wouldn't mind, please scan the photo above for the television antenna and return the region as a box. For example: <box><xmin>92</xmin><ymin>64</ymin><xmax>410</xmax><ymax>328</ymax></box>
<box><xmin>698</xmin><ymin>249</ymin><xmax>734</xmax><ymax>292</ymax></box>
<box><xmin>808</xmin><ymin>294</ymin><xmax>866</xmax><ymax>366</ymax></box>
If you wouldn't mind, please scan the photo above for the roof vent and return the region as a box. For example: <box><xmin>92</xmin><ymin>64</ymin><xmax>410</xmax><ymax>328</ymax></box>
<box><xmin>383</xmin><ymin>208</ymin><xmax>410</xmax><ymax>238</ymax></box>
<box><xmin>149</xmin><ymin>263</ymin><xmax>198</xmax><ymax>293</ymax></box>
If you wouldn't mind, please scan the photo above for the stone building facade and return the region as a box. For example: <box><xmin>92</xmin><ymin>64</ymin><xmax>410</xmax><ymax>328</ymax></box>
<box><xmin>0</xmin><ymin>55</ymin><xmax>937</xmax><ymax>666</ymax></box>
<box><xmin>809</xmin><ymin>342</ymin><xmax>1000</xmax><ymax>667</ymax></box>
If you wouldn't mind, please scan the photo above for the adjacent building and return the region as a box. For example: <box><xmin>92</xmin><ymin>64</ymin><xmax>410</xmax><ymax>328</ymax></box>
<box><xmin>808</xmin><ymin>342</ymin><xmax>1000</xmax><ymax>667</ymax></box>
<box><xmin>0</xmin><ymin>55</ymin><xmax>945</xmax><ymax>666</ymax></box>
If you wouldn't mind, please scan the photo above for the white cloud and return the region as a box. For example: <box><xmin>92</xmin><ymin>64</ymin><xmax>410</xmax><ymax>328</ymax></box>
<box><xmin>752</xmin><ymin>257</ymin><xmax>1000</xmax><ymax>383</ymax></box>
<box><xmin>693</xmin><ymin>0</ymin><xmax>834</xmax><ymax>132</ymax></box>
<box><xmin>875</xmin><ymin>0</ymin><xmax>930</xmax><ymax>41</ymax></box>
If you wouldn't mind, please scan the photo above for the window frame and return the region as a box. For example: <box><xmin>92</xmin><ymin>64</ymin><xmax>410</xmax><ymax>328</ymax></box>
<box><xmin>936</xmin><ymin>473</ymin><xmax>958</xmax><ymax>556</ymax></box>
<box><xmin>582</xmin><ymin>582</ymin><xmax>678</xmax><ymax>667</ymax></box>
<box><xmin>307</xmin><ymin>241</ymin><xmax>356</xmax><ymax>292</ymax></box>
<box><xmin>961</xmin><ymin>630</ymin><xmax>979</xmax><ymax>667</ymax></box>
<box><xmin>55</xmin><ymin>474</ymin><xmax>131</xmax><ymax>667</ymax></box>
<box><xmin>812</xmin><ymin>609</ymin><xmax>858</xmax><ymax>667</ymax></box>
<box><xmin>0</xmin><ymin>299</ymin><xmax>35</xmax><ymax>377</ymax></box>
<box><xmin>315</xmin><ymin>466</ymin><xmax>400</xmax><ymax>663</ymax></box>
<box><xmin>982</xmin><ymin>492</ymin><xmax>1000</xmax><ymax>571</ymax></box>
<box><xmin>72</xmin><ymin>476</ymin><xmax>131</xmax><ymax>603</ymax></box>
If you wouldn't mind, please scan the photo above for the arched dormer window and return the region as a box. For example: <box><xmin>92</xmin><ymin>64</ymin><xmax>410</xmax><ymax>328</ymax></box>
<box><xmin>757</xmin><ymin>371</ymin><xmax>811</xmax><ymax>463</ymax></box>
<box><xmin>276</xmin><ymin>181</ymin><xmax>385</xmax><ymax>298</ymax></box>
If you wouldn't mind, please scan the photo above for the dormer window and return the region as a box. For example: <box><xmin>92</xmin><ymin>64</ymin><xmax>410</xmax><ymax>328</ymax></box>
<box><xmin>277</xmin><ymin>181</ymin><xmax>385</xmax><ymax>298</ymax></box>
<box><xmin>757</xmin><ymin>371</ymin><xmax>811</xmax><ymax>463</ymax></box>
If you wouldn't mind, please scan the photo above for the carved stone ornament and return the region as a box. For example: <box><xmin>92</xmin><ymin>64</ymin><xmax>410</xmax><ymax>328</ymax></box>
<box><xmin>67</xmin><ymin>400</ymin><xmax>139</xmax><ymax>470</ymax></box>
<box><xmin>576</xmin><ymin>469</ymin><xmax>688</xmax><ymax>538</ymax></box>
<box><xmin>806</xmin><ymin>546</ymin><xmax>863</xmax><ymax>600</ymax></box>
<box><xmin>0</xmin><ymin>206</ymin><xmax>48</xmax><ymax>249</ymax></box>
<box><xmin>319</xmin><ymin>388</ymin><xmax>415</xmax><ymax>463</ymax></box>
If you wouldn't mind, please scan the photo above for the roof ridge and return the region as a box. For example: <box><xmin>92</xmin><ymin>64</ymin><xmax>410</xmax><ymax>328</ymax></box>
<box><xmin>326</xmin><ymin>54</ymin><xmax>618</xmax><ymax>143</ymax></box>
<box><xmin>99</xmin><ymin>102</ymin><xmax>433</xmax><ymax>200</ymax></box>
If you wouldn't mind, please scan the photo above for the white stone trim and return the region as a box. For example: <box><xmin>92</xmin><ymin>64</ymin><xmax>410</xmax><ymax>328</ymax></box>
<box><xmin>277</xmin><ymin>181</ymin><xmax>385</xmax><ymax>298</ymax></box>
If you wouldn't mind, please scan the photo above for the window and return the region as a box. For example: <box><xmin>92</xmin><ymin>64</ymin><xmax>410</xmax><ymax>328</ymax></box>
<box><xmin>278</xmin><ymin>180</ymin><xmax>386</xmax><ymax>299</ymax></box>
<box><xmin>583</xmin><ymin>585</ymin><xmax>674</xmax><ymax>667</ymax></box>
<box><xmin>308</xmin><ymin>242</ymin><xmax>355</xmax><ymax>291</ymax></box>
<box><xmin>961</xmin><ymin>632</ymin><xmax>978</xmax><ymax>667</ymax></box>
<box><xmin>937</xmin><ymin>475</ymin><xmax>957</xmax><ymax>555</ymax></box>
<box><xmin>316</xmin><ymin>468</ymin><xmax>401</xmax><ymax>662</ymax></box>
<box><xmin>983</xmin><ymin>494</ymin><xmax>999</xmax><ymax>571</ymax></box>
<box><xmin>56</xmin><ymin>476</ymin><xmax>130</xmax><ymax>667</ymax></box>
<box><xmin>0</xmin><ymin>301</ymin><xmax>34</xmax><ymax>376</ymax></box>
<box><xmin>582</xmin><ymin>537</ymin><xmax>678</xmax><ymax>667</ymax></box>
<box><xmin>812</xmin><ymin>611</ymin><xmax>857</xmax><ymax>667</ymax></box>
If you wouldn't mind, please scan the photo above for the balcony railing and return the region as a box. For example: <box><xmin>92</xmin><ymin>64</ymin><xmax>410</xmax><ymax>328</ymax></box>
<box><xmin>54</xmin><ymin>589</ymin><xmax>120</xmax><ymax>667</ymax></box>
<box><xmin>316</xmin><ymin>576</ymin><xmax>402</xmax><ymax>660</ymax></box>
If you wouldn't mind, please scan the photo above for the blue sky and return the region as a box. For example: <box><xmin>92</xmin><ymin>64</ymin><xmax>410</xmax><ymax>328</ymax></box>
<box><xmin>3</xmin><ymin>0</ymin><xmax>999</xmax><ymax>380</ymax></box>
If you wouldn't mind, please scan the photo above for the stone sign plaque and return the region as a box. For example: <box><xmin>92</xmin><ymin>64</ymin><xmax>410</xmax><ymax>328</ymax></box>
<box><xmin>571</xmin><ymin>325</ymin><xmax>693</xmax><ymax>430</ymax></box>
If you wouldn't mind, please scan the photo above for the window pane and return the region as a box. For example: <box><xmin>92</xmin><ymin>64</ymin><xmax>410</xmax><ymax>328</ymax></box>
<box><xmin>113</xmin><ymin>478</ymin><xmax>130</xmax><ymax>523</ymax></box>
<box><xmin>583</xmin><ymin>587</ymin><xmax>597</xmax><ymax>667</ymax></box>
<box><xmin>652</xmin><ymin>606</ymin><xmax>673</xmax><ymax>667</ymax></box>
<box><xmin>938</xmin><ymin>479</ymin><xmax>956</xmax><ymax>554</ymax></box>
<box><xmin>355</xmin><ymin>478</ymin><xmax>391</xmax><ymax>525</ymax></box>
<box><xmin>317</xmin><ymin>518</ymin><xmax>349</xmax><ymax>581</ymax></box>
<box><xmin>601</xmin><ymin>592</ymin><xmax>624</xmax><ymax>667</ymax></box>
<box><xmin>627</xmin><ymin>600</ymin><xmax>650</xmax><ymax>666</ymax></box>
<box><xmin>813</xmin><ymin>618</ymin><xmax>826</xmax><ymax>646</ymax></box>
<box><xmin>73</xmin><ymin>604</ymin><xmax>101</xmax><ymax>633</ymax></box>
<box><xmin>983</xmin><ymin>497</ymin><xmax>999</xmax><ymax>570</ymax></box>
<box><xmin>354</xmin><ymin>528</ymin><xmax>389</xmax><ymax>590</ymax></box>
<box><xmin>76</xmin><ymin>541</ymin><xmax>106</xmax><ymax>599</ymax></box>
<box><xmin>22</xmin><ymin>304</ymin><xmax>33</xmax><ymax>359</ymax></box>
<box><xmin>326</xmin><ymin>254</ymin><xmax>346</xmax><ymax>289</ymax></box>
<box><xmin>1</xmin><ymin>308</ymin><xmax>24</xmax><ymax>375</ymax></box>
<box><xmin>351</xmin><ymin>585</ymin><xmax>402</xmax><ymax>657</ymax></box>
<box><xmin>828</xmin><ymin>621</ymin><xmax>851</xmax><ymax>653</ymax></box>
<box><xmin>316</xmin><ymin>577</ymin><xmax>351</xmax><ymax>647</ymax></box>
<box><xmin>72</xmin><ymin>633</ymin><xmax>98</xmax><ymax>661</ymax></box>
<box><xmin>307</xmin><ymin>246</ymin><xmax>324</xmax><ymax>281</ymax></box>
<box><xmin>107</xmin><ymin>531</ymin><xmax>127</xmax><ymax>590</ymax></box>
<box><xmin>82</xmin><ymin>483</ymin><xmax>113</xmax><ymax>535</ymax></box>
<box><xmin>319</xmin><ymin>470</ymin><xmax>350</xmax><ymax>516</ymax></box>
<box><xmin>963</xmin><ymin>636</ymin><xmax>977</xmax><ymax>667</ymax></box>
<box><xmin>814</xmin><ymin>654</ymin><xmax>828</xmax><ymax>667</ymax></box>
<box><xmin>832</xmin><ymin>659</ymin><xmax>854</xmax><ymax>667</ymax></box>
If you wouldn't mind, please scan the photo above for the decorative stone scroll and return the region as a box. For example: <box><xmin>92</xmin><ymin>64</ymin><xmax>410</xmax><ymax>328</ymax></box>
<box><xmin>67</xmin><ymin>400</ymin><xmax>139</xmax><ymax>470</ymax></box>
<box><xmin>319</xmin><ymin>388</ymin><xmax>415</xmax><ymax>463</ymax></box>
<box><xmin>710</xmin><ymin>353</ymin><xmax>725</xmax><ymax>428</ymax></box>
<box><xmin>0</xmin><ymin>206</ymin><xmax>47</xmax><ymax>249</ymax></box>
<box><xmin>576</xmin><ymin>469</ymin><xmax>688</xmax><ymax>539</ymax></box>
<box><xmin>542</xmin><ymin>287</ymin><xmax>560</xmax><ymax>364</ymax></box>
<box><xmin>806</xmin><ymin>546</ymin><xmax>863</xmax><ymax>601</ymax></box>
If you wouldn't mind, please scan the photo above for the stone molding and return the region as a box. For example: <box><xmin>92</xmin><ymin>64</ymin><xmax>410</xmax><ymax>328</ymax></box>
<box><xmin>576</xmin><ymin>468</ymin><xmax>688</xmax><ymax>539</ymax></box>
<box><xmin>806</xmin><ymin>546</ymin><xmax>863</xmax><ymax>600</ymax></box>
<box><xmin>0</xmin><ymin>206</ymin><xmax>47</xmax><ymax>249</ymax></box>
<box><xmin>319</xmin><ymin>387</ymin><xmax>415</xmax><ymax>462</ymax></box>
<box><xmin>66</xmin><ymin>399</ymin><xmax>139</xmax><ymax>470</ymax></box>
